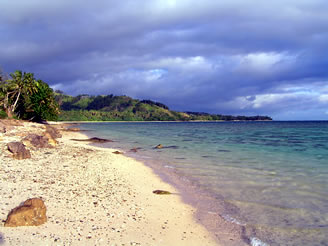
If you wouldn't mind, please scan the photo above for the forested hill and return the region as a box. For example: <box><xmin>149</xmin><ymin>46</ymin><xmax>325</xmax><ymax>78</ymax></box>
<box><xmin>55</xmin><ymin>92</ymin><xmax>272</xmax><ymax>121</ymax></box>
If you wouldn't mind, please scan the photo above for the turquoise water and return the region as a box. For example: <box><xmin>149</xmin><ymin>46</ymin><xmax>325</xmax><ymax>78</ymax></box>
<box><xmin>79</xmin><ymin>121</ymin><xmax>328</xmax><ymax>245</ymax></box>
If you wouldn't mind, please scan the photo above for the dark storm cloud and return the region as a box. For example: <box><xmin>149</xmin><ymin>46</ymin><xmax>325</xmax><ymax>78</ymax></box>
<box><xmin>1</xmin><ymin>0</ymin><xmax>328</xmax><ymax>119</ymax></box>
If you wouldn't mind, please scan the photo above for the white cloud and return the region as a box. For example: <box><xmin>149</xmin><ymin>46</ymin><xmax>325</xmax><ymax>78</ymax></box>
<box><xmin>154</xmin><ymin>56</ymin><xmax>213</xmax><ymax>73</ymax></box>
<box><xmin>238</xmin><ymin>52</ymin><xmax>296</xmax><ymax>72</ymax></box>
<box><xmin>117</xmin><ymin>69</ymin><xmax>166</xmax><ymax>83</ymax></box>
<box><xmin>252</xmin><ymin>94</ymin><xmax>296</xmax><ymax>108</ymax></box>
<box><xmin>319</xmin><ymin>94</ymin><xmax>328</xmax><ymax>103</ymax></box>
<box><xmin>246</xmin><ymin>53</ymin><xmax>283</xmax><ymax>67</ymax></box>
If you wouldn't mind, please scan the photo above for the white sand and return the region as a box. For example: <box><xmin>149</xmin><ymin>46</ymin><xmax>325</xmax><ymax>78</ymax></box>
<box><xmin>0</xmin><ymin>121</ymin><xmax>219</xmax><ymax>245</ymax></box>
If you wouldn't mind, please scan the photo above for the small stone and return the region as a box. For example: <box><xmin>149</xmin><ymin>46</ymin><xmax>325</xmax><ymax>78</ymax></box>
<box><xmin>155</xmin><ymin>144</ymin><xmax>163</xmax><ymax>149</ymax></box>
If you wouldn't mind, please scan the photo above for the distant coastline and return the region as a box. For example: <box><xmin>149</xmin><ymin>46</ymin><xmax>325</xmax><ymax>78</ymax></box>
<box><xmin>55</xmin><ymin>92</ymin><xmax>272</xmax><ymax>122</ymax></box>
<box><xmin>56</xmin><ymin>119</ymin><xmax>273</xmax><ymax>123</ymax></box>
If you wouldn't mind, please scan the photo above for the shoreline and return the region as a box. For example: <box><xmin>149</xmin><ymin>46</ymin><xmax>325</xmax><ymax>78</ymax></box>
<box><xmin>0</xmin><ymin>120</ymin><xmax>220</xmax><ymax>245</ymax></box>
<box><xmin>54</xmin><ymin>120</ymin><xmax>273</xmax><ymax>124</ymax></box>
<box><xmin>79</xmin><ymin>123</ymin><xmax>249</xmax><ymax>246</ymax></box>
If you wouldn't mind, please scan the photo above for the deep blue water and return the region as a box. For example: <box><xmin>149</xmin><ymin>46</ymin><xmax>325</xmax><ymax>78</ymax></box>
<box><xmin>78</xmin><ymin>121</ymin><xmax>328</xmax><ymax>246</ymax></box>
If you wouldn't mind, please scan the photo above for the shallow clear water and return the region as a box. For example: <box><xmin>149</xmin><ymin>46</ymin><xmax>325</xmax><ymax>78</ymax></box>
<box><xmin>79</xmin><ymin>121</ymin><xmax>328</xmax><ymax>245</ymax></box>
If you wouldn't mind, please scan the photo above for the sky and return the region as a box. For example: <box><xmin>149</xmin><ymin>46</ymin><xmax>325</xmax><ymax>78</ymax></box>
<box><xmin>1</xmin><ymin>0</ymin><xmax>328</xmax><ymax>120</ymax></box>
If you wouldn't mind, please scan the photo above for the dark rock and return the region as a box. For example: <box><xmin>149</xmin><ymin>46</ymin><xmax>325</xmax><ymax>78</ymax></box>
<box><xmin>112</xmin><ymin>151</ymin><xmax>123</xmax><ymax>154</ymax></box>
<box><xmin>155</xmin><ymin>144</ymin><xmax>163</xmax><ymax>149</ymax></box>
<box><xmin>23</xmin><ymin>134</ymin><xmax>52</xmax><ymax>148</ymax></box>
<box><xmin>71</xmin><ymin>137</ymin><xmax>113</xmax><ymax>143</ymax></box>
<box><xmin>7</xmin><ymin>142</ymin><xmax>31</xmax><ymax>160</ymax></box>
<box><xmin>153</xmin><ymin>190</ymin><xmax>171</xmax><ymax>195</ymax></box>
<box><xmin>4</xmin><ymin>198</ymin><xmax>47</xmax><ymax>227</ymax></box>
<box><xmin>154</xmin><ymin>144</ymin><xmax>178</xmax><ymax>149</ymax></box>
<box><xmin>7</xmin><ymin>142</ymin><xmax>24</xmax><ymax>153</ymax></box>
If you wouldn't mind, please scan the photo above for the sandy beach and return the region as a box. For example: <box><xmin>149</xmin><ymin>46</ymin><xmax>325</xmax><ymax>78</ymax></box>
<box><xmin>0</xmin><ymin>120</ymin><xmax>219</xmax><ymax>245</ymax></box>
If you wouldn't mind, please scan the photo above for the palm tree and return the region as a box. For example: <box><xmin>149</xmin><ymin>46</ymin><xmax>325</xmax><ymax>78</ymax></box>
<box><xmin>0</xmin><ymin>71</ymin><xmax>38</xmax><ymax>118</ymax></box>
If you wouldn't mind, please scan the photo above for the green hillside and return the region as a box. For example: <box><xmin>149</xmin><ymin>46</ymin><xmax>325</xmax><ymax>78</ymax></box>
<box><xmin>55</xmin><ymin>92</ymin><xmax>272</xmax><ymax>121</ymax></box>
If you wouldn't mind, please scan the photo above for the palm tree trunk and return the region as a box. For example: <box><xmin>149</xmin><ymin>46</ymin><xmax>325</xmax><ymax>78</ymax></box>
<box><xmin>3</xmin><ymin>93</ymin><xmax>13</xmax><ymax>118</ymax></box>
<box><xmin>12</xmin><ymin>89</ymin><xmax>21</xmax><ymax>113</ymax></box>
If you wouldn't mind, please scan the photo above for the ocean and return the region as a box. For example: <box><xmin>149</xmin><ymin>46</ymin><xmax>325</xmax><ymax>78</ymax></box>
<box><xmin>78</xmin><ymin>121</ymin><xmax>328</xmax><ymax>246</ymax></box>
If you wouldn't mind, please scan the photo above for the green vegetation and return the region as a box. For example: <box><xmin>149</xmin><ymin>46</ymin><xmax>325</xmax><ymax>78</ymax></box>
<box><xmin>55</xmin><ymin>92</ymin><xmax>272</xmax><ymax>121</ymax></box>
<box><xmin>0</xmin><ymin>109</ymin><xmax>7</xmax><ymax>119</ymax></box>
<box><xmin>0</xmin><ymin>70</ymin><xmax>59</xmax><ymax>122</ymax></box>
<box><xmin>55</xmin><ymin>92</ymin><xmax>189</xmax><ymax>121</ymax></box>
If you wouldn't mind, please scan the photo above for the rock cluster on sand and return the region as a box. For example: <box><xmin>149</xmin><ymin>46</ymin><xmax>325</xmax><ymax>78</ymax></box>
<box><xmin>4</xmin><ymin>198</ymin><xmax>47</xmax><ymax>227</ymax></box>
<box><xmin>3</xmin><ymin>121</ymin><xmax>63</xmax><ymax>161</ymax></box>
